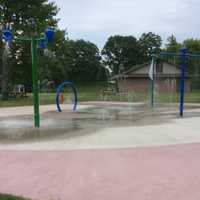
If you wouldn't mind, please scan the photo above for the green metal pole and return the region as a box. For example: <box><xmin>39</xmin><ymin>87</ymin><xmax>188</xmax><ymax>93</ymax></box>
<box><xmin>150</xmin><ymin>57</ymin><xmax>155</xmax><ymax>107</ymax></box>
<box><xmin>31</xmin><ymin>37</ymin><xmax>40</xmax><ymax>127</ymax></box>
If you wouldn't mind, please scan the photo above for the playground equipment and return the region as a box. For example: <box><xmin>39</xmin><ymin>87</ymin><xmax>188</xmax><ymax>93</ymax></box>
<box><xmin>56</xmin><ymin>82</ymin><xmax>78</xmax><ymax>112</ymax></box>
<box><xmin>1</xmin><ymin>25</ymin><xmax>55</xmax><ymax>127</ymax></box>
<box><xmin>150</xmin><ymin>48</ymin><xmax>200</xmax><ymax>117</ymax></box>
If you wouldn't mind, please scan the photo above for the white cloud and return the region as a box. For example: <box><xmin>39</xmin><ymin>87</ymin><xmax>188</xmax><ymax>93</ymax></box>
<box><xmin>53</xmin><ymin>0</ymin><xmax>200</xmax><ymax>48</ymax></box>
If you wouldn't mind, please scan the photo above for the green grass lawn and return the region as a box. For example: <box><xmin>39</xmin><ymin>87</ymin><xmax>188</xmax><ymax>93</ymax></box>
<box><xmin>0</xmin><ymin>82</ymin><xmax>200</xmax><ymax>108</ymax></box>
<box><xmin>0</xmin><ymin>194</ymin><xmax>29</xmax><ymax>200</ymax></box>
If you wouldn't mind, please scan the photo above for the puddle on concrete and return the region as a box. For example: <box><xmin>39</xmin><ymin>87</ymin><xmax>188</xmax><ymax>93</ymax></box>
<box><xmin>0</xmin><ymin>104</ymin><xmax>199</xmax><ymax>144</ymax></box>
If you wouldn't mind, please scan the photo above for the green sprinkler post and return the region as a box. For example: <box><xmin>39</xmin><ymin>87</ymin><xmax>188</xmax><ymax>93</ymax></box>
<box><xmin>150</xmin><ymin>56</ymin><xmax>155</xmax><ymax>108</ymax></box>
<box><xmin>31</xmin><ymin>37</ymin><xmax>40</xmax><ymax>127</ymax></box>
<box><xmin>2</xmin><ymin>27</ymin><xmax>54</xmax><ymax>128</ymax></box>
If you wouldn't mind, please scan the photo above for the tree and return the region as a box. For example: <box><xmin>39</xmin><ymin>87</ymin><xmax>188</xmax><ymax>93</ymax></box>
<box><xmin>165</xmin><ymin>35</ymin><xmax>181</xmax><ymax>52</ymax></box>
<box><xmin>138</xmin><ymin>32</ymin><xmax>162</xmax><ymax>62</ymax></box>
<box><xmin>0</xmin><ymin>0</ymin><xmax>59</xmax><ymax>98</ymax></box>
<box><xmin>37</xmin><ymin>29</ymin><xmax>68</xmax><ymax>86</ymax></box>
<box><xmin>66</xmin><ymin>39</ymin><xmax>103</xmax><ymax>82</ymax></box>
<box><xmin>165</xmin><ymin>37</ymin><xmax>200</xmax><ymax>90</ymax></box>
<box><xmin>183</xmin><ymin>39</ymin><xmax>200</xmax><ymax>53</ymax></box>
<box><xmin>163</xmin><ymin>35</ymin><xmax>181</xmax><ymax>65</ymax></box>
<box><xmin>102</xmin><ymin>35</ymin><xmax>139</xmax><ymax>75</ymax></box>
<box><xmin>183</xmin><ymin>39</ymin><xmax>200</xmax><ymax>90</ymax></box>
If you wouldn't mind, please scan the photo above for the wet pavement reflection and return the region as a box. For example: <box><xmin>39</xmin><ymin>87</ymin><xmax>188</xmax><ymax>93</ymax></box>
<box><xmin>0</xmin><ymin>104</ymin><xmax>200</xmax><ymax>144</ymax></box>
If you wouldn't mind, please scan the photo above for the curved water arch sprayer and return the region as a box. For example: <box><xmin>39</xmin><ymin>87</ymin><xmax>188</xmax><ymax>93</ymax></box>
<box><xmin>150</xmin><ymin>48</ymin><xmax>200</xmax><ymax>117</ymax></box>
<box><xmin>56</xmin><ymin>82</ymin><xmax>78</xmax><ymax>112</ymax></box>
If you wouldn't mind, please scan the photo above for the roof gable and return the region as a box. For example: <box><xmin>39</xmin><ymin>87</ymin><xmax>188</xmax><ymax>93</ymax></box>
<box><xmin>110</xmin><ymin>61</ymin><xmax>185</xmax><ymax>80</ymax></box>
<box><xmin>123</xmin><ymin>61</ymin><xmax>180</xmax><ymax>76</ymax></box>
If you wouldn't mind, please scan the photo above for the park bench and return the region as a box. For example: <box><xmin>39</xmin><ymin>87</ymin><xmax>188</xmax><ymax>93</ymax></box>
<box><xmin>102</xmin><ymin>88</ymin><xmax>116</xmax><ymax>98</ymax></box>
<box><xmin>9</xmin><ymin>84</ymin><xmax>27</xmax><ymax>98</ymax></box>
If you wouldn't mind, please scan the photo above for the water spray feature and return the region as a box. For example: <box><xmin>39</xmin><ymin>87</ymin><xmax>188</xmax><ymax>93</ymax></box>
<box><xmin>1</xmin><ymin>25</ymin><xmax>55</xmax><ymax>127</ymax></box>
<box><xmin>56</xmin><ymin>82</ymin><xmax>78</xmax><ymax>112</ymax></box>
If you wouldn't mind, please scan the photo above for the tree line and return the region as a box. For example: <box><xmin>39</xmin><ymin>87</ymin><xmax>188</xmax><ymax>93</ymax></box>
<box><xmin>1</xmin><ymin>0</ymin><xmax>200</xmax><ymax>99</ymax></box>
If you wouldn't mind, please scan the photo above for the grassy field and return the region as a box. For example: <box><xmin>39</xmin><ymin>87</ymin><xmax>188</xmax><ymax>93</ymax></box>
<box><xmin>0</xmin><ymin>82</ymin><xmax>106</xmax><ymax>107</ymax></box>
<box><xmin>0</xmin><ymin>82</ymin><xmax>200</xmax><ymax>108</ymax></box>
<box><xmin>0</xmin><ymin>194</ymin><xmax>29</xmax><ymax>200</ymax></box>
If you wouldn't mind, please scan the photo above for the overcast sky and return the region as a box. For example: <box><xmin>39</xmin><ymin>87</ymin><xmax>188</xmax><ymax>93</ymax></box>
<box><xmin>53</xmin><ymin>0</ymin><xmax>200</xmax><ymax>48</ymax></box>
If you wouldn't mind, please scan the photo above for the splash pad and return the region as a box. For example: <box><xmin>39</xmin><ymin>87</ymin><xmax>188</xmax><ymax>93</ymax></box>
<box><xmin>0</xmin><ymin>102</ymin><xmax>200</xmax><ymax>150</ymax></box>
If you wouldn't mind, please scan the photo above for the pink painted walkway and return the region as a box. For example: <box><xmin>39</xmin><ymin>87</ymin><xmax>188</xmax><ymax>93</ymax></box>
<box><xmin>0</xmin><ymin>144</ymin><xmax>200</xmax><ymax>200</ymax></box>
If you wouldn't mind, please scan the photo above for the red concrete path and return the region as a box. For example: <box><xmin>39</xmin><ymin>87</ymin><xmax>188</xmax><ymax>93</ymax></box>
<box><xmin>0</xmin><ymin>144</ymin><xmax>200</xmax><ymax>200</ymax></box>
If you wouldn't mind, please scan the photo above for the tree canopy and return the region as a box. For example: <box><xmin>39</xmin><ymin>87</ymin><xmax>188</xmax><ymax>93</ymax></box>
<box><xmin>1</xmin><ymin>0</ymin><xmax>200</xmax><ymax>96</ymax></box>
<box><xmin>102</xmin><ymin>35</ymin><xmax>139</xmax><ymax>75</ymax></box>
<box><xmin>0</xmin><ymin>0</ymin><xmax>59</xmax><ymax>97</ymax></box>
<box><xmin>138</xmin><ymin>32</ymin><xmax>162</xmax><ymax>61</ymax></box>
<box><xmin>165</xmin><ymin>35</ymin><xmax>181</xmax><ymax>52</ymax></box>
<box><xmin>102</xmin><ymin>32</ymin><xmax>162</xmax><ymax>75</ymax></box>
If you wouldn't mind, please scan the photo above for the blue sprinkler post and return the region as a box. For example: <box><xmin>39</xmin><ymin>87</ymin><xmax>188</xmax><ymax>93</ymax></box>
<box><xmin>45</xmin><ymin>27</ymin><xmax>54</xmax><ymax>43</ymax></box>
<box><xmin>179</xmin><ymin>48</ymin><xmax>187</xmax><ymax>117</ymax></box>
<box><xmin>2</xmin><ymin>29</ymin><xmax>13</xmax><ymax>42</ymax></box>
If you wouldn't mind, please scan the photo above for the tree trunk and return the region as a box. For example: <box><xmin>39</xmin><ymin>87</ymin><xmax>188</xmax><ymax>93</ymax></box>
<box><xmin>1</xmin><ymin>44</ymin><xmax>10</xmax><ymax>100</ymax></box>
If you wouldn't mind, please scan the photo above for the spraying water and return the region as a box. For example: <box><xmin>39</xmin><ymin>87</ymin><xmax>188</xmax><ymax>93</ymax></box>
<box><xmin>101</xmin><ymin>65</ymin><xmax>114</xmax><ymax>101</ymax></box>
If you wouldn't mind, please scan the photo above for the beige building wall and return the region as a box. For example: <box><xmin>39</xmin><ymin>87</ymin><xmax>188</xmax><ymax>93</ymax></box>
<box><xmin>162</xmin><ymin>63</ymin><xmax>180</xmax><ymax>75</ymax></box>
<box><xmin>117</xmin><ymin>78</ymin><xmax>190</xmax><ymax>93</ymax></box>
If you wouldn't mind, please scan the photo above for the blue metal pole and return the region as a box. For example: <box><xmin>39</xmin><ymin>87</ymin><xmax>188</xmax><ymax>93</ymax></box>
<box><xmin>179</xmin><ymin>48</ymin><xmax>187</xmax><ymax>117</ymax></box>
<box><xmin>56</xmin><ymin>82</ymin><xmax>78</xmax><ymax>112</ymax></box>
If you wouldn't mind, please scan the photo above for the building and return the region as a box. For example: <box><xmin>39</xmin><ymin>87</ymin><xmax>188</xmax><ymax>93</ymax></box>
<box><xmin>111</xmin><ymin>61</ymin><xmax>191</xmax><ymax>93</ymax></box>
